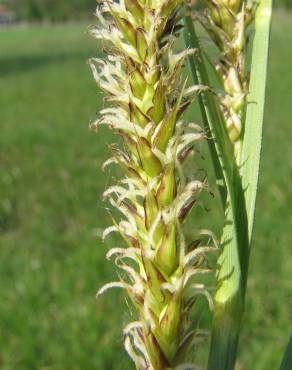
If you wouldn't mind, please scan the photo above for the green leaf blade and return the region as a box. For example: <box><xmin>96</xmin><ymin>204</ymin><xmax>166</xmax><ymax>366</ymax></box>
<box><xmin>240</xmin><ymin>0</ymin><xmax>273</xmax><ymax>242</ymax></box>
<box><xmin>183</xmin><ymin>16</ymin><xmax>227</xmax><ymax>207</ymax></box>
<box><xmin>280</xmin><ymin>335</ymin><xmax>292</xmax><ymax>370</ymax></box>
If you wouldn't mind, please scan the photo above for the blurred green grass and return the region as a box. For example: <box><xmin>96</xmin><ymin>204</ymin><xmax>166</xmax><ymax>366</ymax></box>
<box><xmin>0</xmin><ymin>11</ymin><xmax>291</xmax><ymax>370</ymax></box>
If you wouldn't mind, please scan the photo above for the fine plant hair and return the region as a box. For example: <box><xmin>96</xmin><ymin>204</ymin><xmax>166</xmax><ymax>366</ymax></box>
<box><xmin>88</xmin><ymin>0</ymin><xmax>274</xmax><ymax>369</ymax></box>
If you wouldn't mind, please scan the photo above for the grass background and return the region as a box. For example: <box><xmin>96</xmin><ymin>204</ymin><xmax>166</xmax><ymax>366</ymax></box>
<box><xmin>0</xmin><ymin>10</ymin><xmax>291</xmax><ymax>370</ymax></box>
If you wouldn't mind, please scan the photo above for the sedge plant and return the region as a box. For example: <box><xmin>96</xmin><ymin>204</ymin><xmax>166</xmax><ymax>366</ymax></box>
<box><xmin>88</xmin><ymin>0</ymin><xmax>273</xmax><ymax>368</ymax></box>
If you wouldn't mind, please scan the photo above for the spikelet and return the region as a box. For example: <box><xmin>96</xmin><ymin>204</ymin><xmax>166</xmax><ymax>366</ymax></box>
<box><xmin>195</xmin><ymin>0</ymin><xmax>256</xmax><ymax>156</ymax></box>
<box><xmin>89</xmin><ymin>1</ymin><xmax>218</xmax><ymax>368</ymax></box>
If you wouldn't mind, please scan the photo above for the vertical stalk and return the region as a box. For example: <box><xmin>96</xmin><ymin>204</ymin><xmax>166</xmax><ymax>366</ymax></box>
<box><xmin>208</xmin><ymin>0</ymin><xmax>273</xmax><ymax>369</ymax></box>
<box><xmin>183</xmin><ymin>15</ymin><xmax>248</xmax><ymax>369</ymax></box>
<box><xmin>184</xmin><ymin>0</ymin><xmax>273</xmax><ymax>368</ymax></box>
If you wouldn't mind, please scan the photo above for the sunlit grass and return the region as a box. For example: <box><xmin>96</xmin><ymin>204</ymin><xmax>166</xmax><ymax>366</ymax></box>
<box><xmin>0</xmin><ymin>13</ymin><xmax>291</xmax><ymax>369</ymax></box>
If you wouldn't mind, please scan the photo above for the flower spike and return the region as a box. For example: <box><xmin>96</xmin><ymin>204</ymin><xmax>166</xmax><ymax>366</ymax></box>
<box><xmin>89</xmin><ymin>0</ymin><xmax>218</xmax><ymax>368</ymax></box>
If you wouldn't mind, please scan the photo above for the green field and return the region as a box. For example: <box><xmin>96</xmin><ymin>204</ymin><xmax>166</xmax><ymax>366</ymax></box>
<box><xmin>0</xmin><ymin>11</ymin><xmax>292</xmax><ymax>370</ymax></box>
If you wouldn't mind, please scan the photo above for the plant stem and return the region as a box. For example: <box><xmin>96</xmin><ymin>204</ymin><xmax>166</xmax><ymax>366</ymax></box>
<box><xmin>183</xmin><ymin>15</ymin><xmax>248</xmax><ymax>369</ymax></box>
<box><xmin>208</xmin><ymin>0</ymin><xmax>273</xmax><ymax>368</ymax></box>
<box><xmin>184</xmin><ymin>0</ymin><xmax>273</xmax><ymax>367</ymax></box>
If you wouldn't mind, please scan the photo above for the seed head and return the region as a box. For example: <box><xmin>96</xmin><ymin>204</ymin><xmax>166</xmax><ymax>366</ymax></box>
<box><xmin>90</xmin><ymin>0</ymin><xmax>218</xmax><ymax>368</ymax></box>
<box><xmin>199</xmin><ymin>0</ymin><xmax>257</xmax><ymax>147</ymax></box>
